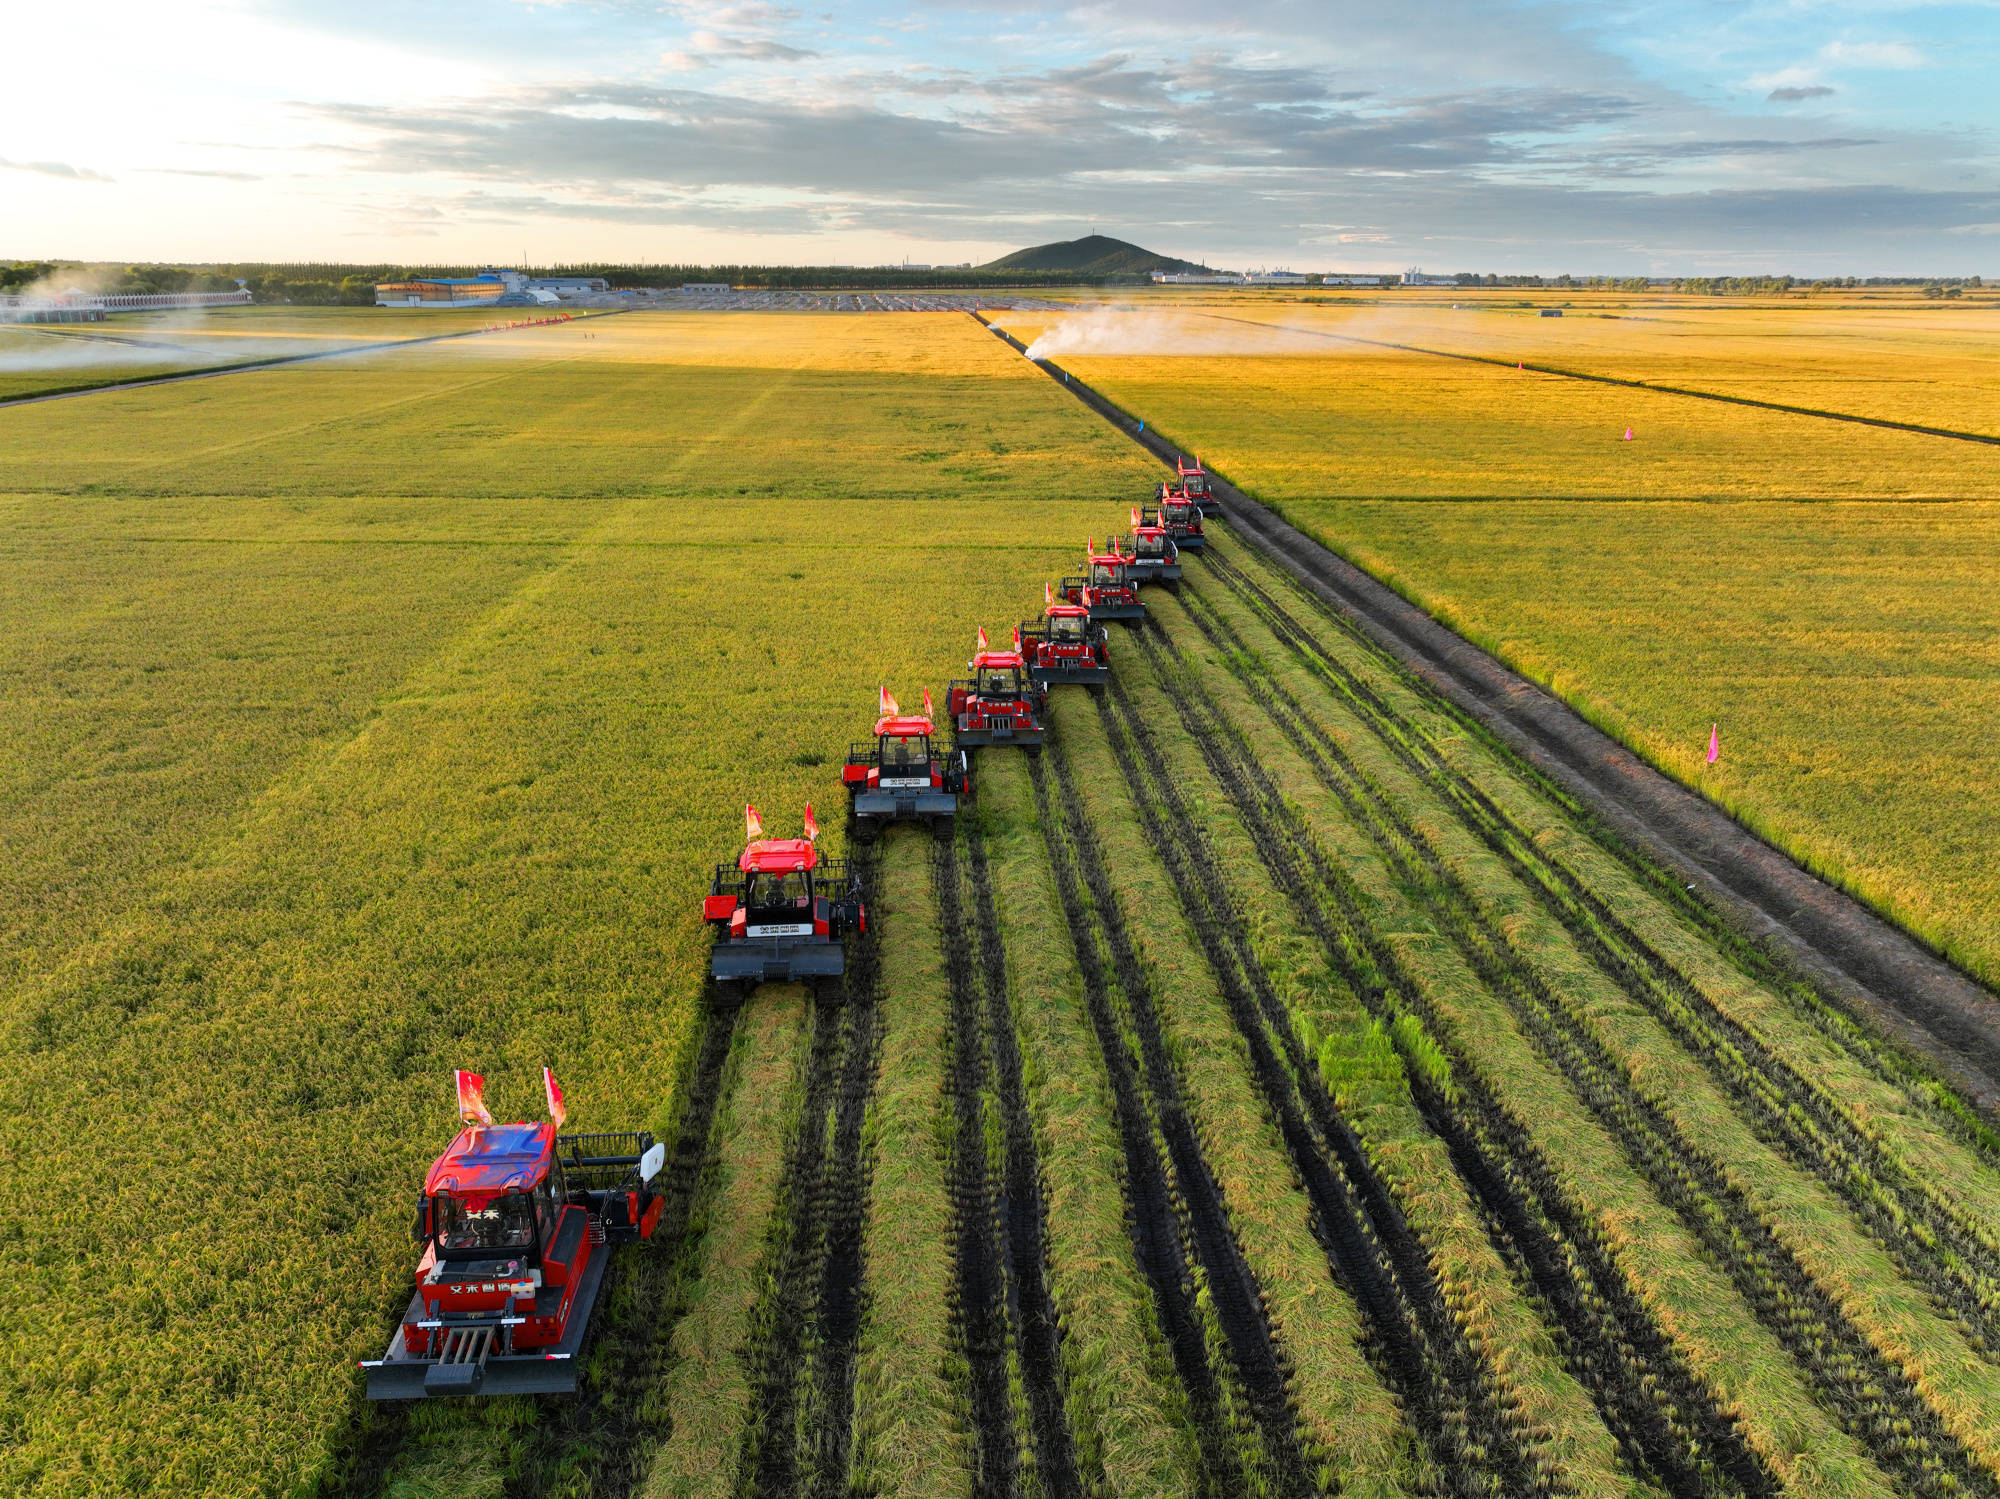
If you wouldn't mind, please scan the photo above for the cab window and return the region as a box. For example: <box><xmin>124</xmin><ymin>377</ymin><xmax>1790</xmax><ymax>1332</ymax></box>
<box><xmin>750</xmin><ymin>869</ymin><xmax>809</xmax><ymax>909</ymax></box>
<box><xmin>880</xmin><ymin>735</ymin><xmax>929</xmax><ymax>770</ymax></box>
<box><xmin>435</xmin><ymin>1192</ymin><xmax>536</xmax><ymax>1253</ymax></box>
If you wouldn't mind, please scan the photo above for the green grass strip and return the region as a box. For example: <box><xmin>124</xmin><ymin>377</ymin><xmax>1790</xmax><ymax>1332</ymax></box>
<box><xmin>642</xmin><ymin>988</ymin><xmax>810</xmax><ymax>1499</ymax></box>
<box><xmin>850</xmin><ymin>826</ymin><xmax>971</xmax><ymax>1495</ymax></box>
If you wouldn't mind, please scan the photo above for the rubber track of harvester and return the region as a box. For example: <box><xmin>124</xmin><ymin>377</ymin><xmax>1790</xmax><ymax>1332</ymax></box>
<box><xmin>965</xmin><ymin>816</ymin><xmax>1084</xmax><ymax>1499</ymax></box>
<box><xmin>1197</xmin><ymin>547</ymin><xmax>2000</xmax><ymax>1357</ymax></box>
<box><xmin>934</xmin><ymin>831</ymin><xmax>1023</xmax><ymax>1497</ymax></box>
<box><xmin>1095</xmin><ymin>676</ymin><xmax>1544</xmax><ymax>1498</ymax></box>
<box><xmin>1125</xmin><ymin>619</ymin><xmax>1771</xmax><ymax>1499</ymax></box>
<box><xmin>745</xmin><ymin>834</ymin><xmax>885</xmax><ymax>1499</ymax></box>
<box><xmin>1031</xmin><ymin>745</ymin><xmax>1313</xmax><ymax>1496</ymax></box>
<box><xmin>1156</xmin><ymin>578</ymin><xmax>1999</xmax><ymax>1499</ymax></box>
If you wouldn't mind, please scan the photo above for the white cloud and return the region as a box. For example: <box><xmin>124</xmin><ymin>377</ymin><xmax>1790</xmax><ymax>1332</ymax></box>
<box><xmin>1820</xmin><ymin>39</ymin><xmax>1927</xmax><ymax>68</ymax></box>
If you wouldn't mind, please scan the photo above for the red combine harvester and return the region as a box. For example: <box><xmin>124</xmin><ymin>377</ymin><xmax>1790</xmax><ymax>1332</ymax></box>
<box><xmin>1019</xmin><ymin>586</ymin><xmax>1111</xmax><ymax>689</ymax></box>
<box><xmin>363</xmin><ymin>1070</ymin><xmax>667</xmax><ymax>1400</ymax></box>
<box><xmin>704</xmin><ymin>804</ymin><xmax>864</xmax><ymax>988</ymax></box>
<box><xmin>946</xmin><ymin>627</ymin><xmax>1048</xmax><ymax>750</ymax></box>
<box><xmin>1175</xmin><ymin>455</ymin><xmax>1219</xmax><ymax>514</ymax></box>
<box><xmin>1122</xmin><ymin>506</ymin><xmax>1182</xmax><ymax>585</ymax></box>
<box><xmin>1145</xmin><ymin>485</ymin><xmax>1206</xmax><ymax>551</ymax></box>
<box><xmin>844</xmin><ymin>687</ymin><xmax>970</xmax><ymax>834</ymax></box>
<box><xmin>1058</xmin><ymin>540</ymin><xmax>1145</xmax><ymax>622</ymax></box>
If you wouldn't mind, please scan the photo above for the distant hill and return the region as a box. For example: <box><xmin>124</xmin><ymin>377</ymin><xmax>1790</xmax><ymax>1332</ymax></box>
<box><xmin>978</xmin><ymin>234</ymin><xmax>1209</xmax><ymax>277</ymax></box>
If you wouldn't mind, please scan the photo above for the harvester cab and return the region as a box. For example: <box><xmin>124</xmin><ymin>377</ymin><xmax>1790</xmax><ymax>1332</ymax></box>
<box><xmin>1018</xmin><ymin>586</ymin><xmax>1111</xmax><ymax>688</ymax></box>
<box><xmin>363</xmin><ymin>1070</ymin><xmax>668</xmax><ymax>1401</ymax></box>
<box><xmin>1151</xmin><ymin>483</ymin><xmax>1207</xmax><ymax>551</ymax></box>
<box><xmin>1058</xmin><ymin>540</ymin><xmax>1146</xmax><ymax>622</ymax></box>
<box><xmin>946</xmin><ymin>627</ymin><xmax>1048</xmax><ymax>751</ymax></box>
<box><xmin>1175</xmin><ymin>455</ymin><xmax>1219</xmax><ymax>513</ymax></box>
<box><xmin>1123</xmin><ymin>507</ymin><xmax>1183</xmax><ymax>584</ymax></box>
<box><xmin>704</xmin><ymin>804</ymin><xmax>863</xmax><ymax>988</ymax></box>
<box><xmin>844</xmin><ymin>687</ymin><xmax>970</xmax><ymax>833</ymax></box>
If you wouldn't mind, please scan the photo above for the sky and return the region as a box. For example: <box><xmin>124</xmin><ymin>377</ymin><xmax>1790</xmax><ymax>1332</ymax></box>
<box><xmin>2</xmin><ymin>0</ymin><xmax>1996</xmax><ymax>273</ymax></box>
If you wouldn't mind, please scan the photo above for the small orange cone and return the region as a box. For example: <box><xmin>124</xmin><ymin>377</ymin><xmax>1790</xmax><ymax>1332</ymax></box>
<box><xmin>1623</xmin><ymin>427</ymin><xmax>1634</xmax><ymax>441</ymax></box>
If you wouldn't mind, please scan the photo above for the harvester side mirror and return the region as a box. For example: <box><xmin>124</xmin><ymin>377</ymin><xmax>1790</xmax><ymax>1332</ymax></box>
<box><xmin>411</xmin><ymin>1193</ymin><xmax>430</xmax><ymax>1243</ymax></box>
<box><xmin>639</xmin><ymin>1143</ymin><xmax>667</xmax><ymax>1184</ymax></box>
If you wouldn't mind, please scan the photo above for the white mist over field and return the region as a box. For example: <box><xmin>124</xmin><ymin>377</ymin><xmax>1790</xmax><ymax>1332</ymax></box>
<box><xmin>1020</xmin><ymin>308</ymin><xmax>1328</xmax><ymax>360</ymax></box>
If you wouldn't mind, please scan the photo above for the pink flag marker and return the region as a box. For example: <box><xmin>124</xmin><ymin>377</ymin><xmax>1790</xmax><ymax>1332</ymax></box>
<box><xmin>1706</xmin><ymin>724</ymin><xmax>1720</xmax><ymax>764</ymax></box>
<box><xmin>1623</xmin><ymin>426</ymin><xmax>1634</xmax><ymax>441</ymax></box>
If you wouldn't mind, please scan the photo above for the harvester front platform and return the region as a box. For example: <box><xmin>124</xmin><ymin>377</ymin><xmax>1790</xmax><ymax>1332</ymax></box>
<box><xmin>1123</xmin><ymin>508</ymin><xmax>1182</xmax><ymax>584</ymax></box>
<box><xmin>705</xmin><ymin>804</ymin><xmax>863</xmax><ymax>987</ymax></box>
<box><xmin>1175</xmin><ymin>455</ymin><xmax>1219</xmax><ymax>513</ymax></box>
<box><xmin>946</xmin><ymin>628</ymin><xmax>1048</xmax><ymax>750</ymax></box>
<box><xmin>1145</xmin><ymin>487</ymin><xmax>1206</xmax><ymax>551</ymax></box>
<box><xmin>844</xmin><ymin>687</ymin><xmax>970</xmax><ymax>833</ymax></box>
<box><xmin>1058</xmin><ymin>542</ymin><xmax>1145</xmax><ymax>622</ymax></box>
<box><xmin>1019</xmin><ymin>593</ymin><xmax>1110</xmax><ymax>688</ymax></box>
<box><xmin>363</xmin><ymin>1072</ymin><xmax>667</xmax><ymax>1401</ymax></box>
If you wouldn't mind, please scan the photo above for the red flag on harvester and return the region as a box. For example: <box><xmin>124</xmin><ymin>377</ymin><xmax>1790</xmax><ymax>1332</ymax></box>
<box><xmin>544</xmin><ymin>1066</ymin><xmax>567</xmax><ymax>1128</ymax></box>
<box><xmin>976</xmin><ymin>626</ymin><xmax>989</xmax><ymax>651</ymax></box>
<box><xmin>1045</xmin><ymin>581</ymin><xmax>1054</xmax><ymax>606</ymax></box>
<box><xmin>879</xmin><ymin>685</ymin><xmax>900</xmax><ymax>718</ymax></box>
<box><xmin>1012</xmin><ymin>624</ymin><xmax>1022</xmax><ymax>650</ymax></box>
<box><xmin>745</xmin><ymin>803</ymin><xmax>764</xmax><ymax>841</ymax></box>
<box><xmin>921</xmin><ymin>686</ymin><xmax>935</xmax><ymax>720</ymax></box>
<box><xmin>1131</xmin><ymin>506</ymin><xmax>1141</xmax><ymax>527</ymax></box>
<box><xmin>803</xmin><ymin>803</ymin><xmax>820</xmax><ymax>843</ymax></box>
<box><xmin>456</xmin><ymin>1070</ymin><xmax>493</xmax><ymax>1128</ymax></box>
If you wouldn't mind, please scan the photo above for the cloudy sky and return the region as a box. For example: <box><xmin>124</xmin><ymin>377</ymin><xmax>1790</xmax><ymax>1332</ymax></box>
<box><xmin>4</xmin><ymin>0</ymin><xmax>1996</xmax><ymax>272</ymax></box>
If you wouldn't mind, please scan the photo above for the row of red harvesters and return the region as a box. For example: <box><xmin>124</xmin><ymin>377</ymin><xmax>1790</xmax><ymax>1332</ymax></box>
<box><xmin>358</xmin><ymin>458</ymin><xmax>1222</xmax><ymax>1405</ymax></box>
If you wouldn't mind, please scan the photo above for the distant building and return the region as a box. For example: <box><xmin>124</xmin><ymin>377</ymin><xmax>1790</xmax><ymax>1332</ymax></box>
<box><xmin>529</xmin><ymin>276</ymin><xmax>610</xmax><ymax>296</ymax></box>
<box><xmin>1152</xmin><ymin>272</ymin><xmax>1246</xmax><ymax>285</ymax></box>
<box><xmin>1401</xmin><ymin>267</ymin><xmax>1456</xmax><ymax>287</ymax></box>
<box><xmin>1244</xmin><ymin>269</ymin><xmax>1309</xmax><ymax>284</ymax></box>
<box><xmin>2</xmin><ymin>288</ymin><xmax>249</xmax><ymax>322</ymax></box>
<box><xmin>376</xmin><ymin>275</ymin><xmax>508</xmax><ymax>307</ymax></box>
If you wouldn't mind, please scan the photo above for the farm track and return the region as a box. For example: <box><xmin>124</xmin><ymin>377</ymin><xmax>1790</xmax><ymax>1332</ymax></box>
<box><xmin>1026</xmin><ymin>746</ymin><xmax>1308</xmax><ymax>1496</ymax></box>
<box><xmin>1195</xmin><ymin>547</ymin><xmax>2000</xmax><ymax>1355</ymax></box>
<box><xmin>1156</xmin><ymin>568</ymin><xmax>2000</xmax><ymax>1499</ymax></box>
<box><xmin>964</xmin><ymin>813</ymin><xmax>1086</xmax><ymax>1497</ymax></box>
<box><xmin>1124</xmin><ymin>616</ymin><xmax>1770</xmax><ymax>1498</ymax></box>
<box><xmin>1093</xmin><ymin>673</ymin><xmax>1544</xmax><ymax>1497</ymax></box>
<box><xmin>744</xmin><ymin>838</ymin><xmax>885</xmax><ymax>1499</ymax></box>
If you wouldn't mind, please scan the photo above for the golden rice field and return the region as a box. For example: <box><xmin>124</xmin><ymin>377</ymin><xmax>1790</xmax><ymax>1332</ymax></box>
<box><xmin>9</xmin><ymin>300</ymin><xmax>2000</xmax><ymax>1499</ymax></box>
<box><xmin>996</xmin><ymin>299</ymin><xmax>2000</xmax><ymax>986</ymax></box>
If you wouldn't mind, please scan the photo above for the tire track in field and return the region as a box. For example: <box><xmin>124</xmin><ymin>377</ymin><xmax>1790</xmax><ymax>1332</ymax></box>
<box><xmin>745</xmin><ymin>834</ymin><xmax>885</xmax><ymax>1499</ymax></box>
<box><xmin>1198</xmin><ymin>545</ymin><xmax>2000</xmax><ymax>1358</ymax></box>
<box><xmin>1159</xmin><ymin>572</ymin><xmax>1999</xmax><ymax>1499</ymax></box>
<box><xmin>1094</xmin><ymin>675</ymin><xmax>1546</xmax><ymax>1497</ymax></box>
<box><xmin>1123</xmin><ymin>622</ymin><xmax>1770</xmax><ymax>1499</ymax></box>
<box><xmin>934</xmin><ymin>831</ymin><xmax>1022</xmax><ymax>1496</ymax></box>
<box><xmin>1026</xmin><ymin>748</ymin><xmax>1302</xmax><ymax>1496</ymax></box>
<box><xmin>964</xmin><ymin>814</ymin><xmax>1085</xmax><ymax>1498</ymax></box>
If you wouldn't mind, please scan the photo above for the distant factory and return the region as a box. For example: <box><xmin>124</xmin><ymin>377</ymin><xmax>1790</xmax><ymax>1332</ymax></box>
<box><xmin>374</xmin><ymin>269</ymin><xmax>611</xmax><ymax>307</ymax></box>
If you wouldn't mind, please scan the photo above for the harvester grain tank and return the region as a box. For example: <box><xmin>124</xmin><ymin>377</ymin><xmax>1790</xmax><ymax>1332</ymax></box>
<box><xmin>363</xmin><ymin>1069</ymin><xmax>668</xmax><ymax>1400</ymax></box>
<box><xmin>1175</xmin><ymin>455</ymin><xmax>1218</xmax><ymax>513</ymax></box>
<box><xmin>1123</xmin><ymin>506</ymin><xmax>1182</xmax><ymax>584</ymax></box>
<box><xmin>946</xmin><ymin>627</ymin><xmax>1048</xmax><ymax>750</ymax></box>
<box><xmin>703</xmin><ymin>803</ymin><xmax>864</xmax><ymax>987</ymax></box>
<box><xmin>1018</xmin><ymin>584</ymin><xmax>1111</xmax><ymax>688</ymax></box>
<box><xmin>1058</xmin><ymin>540</ymin><xmax>1145</xmax><ymax>622</ymax></box>
<box><xmin>1145</xmin><ymin>485</ymin><xmax>1206</xmax><ymax>551</ymax></box>
<box><xmin>843</xmin><ymin>686</ymin><xmax>970</xmax><ymax>833</ymax></box>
